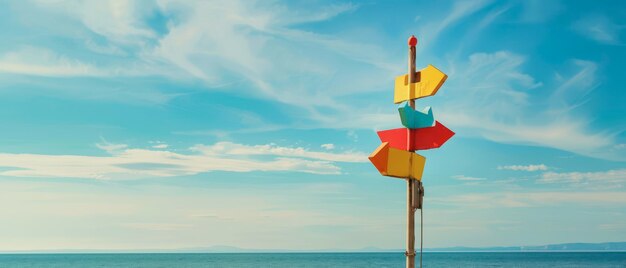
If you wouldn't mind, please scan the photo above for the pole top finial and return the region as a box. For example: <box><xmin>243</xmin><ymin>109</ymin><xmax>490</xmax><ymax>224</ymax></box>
<box><xmin>408</xmin><ymin>35</ymin><xmax>418</xmax><ymax>47</ymax></box>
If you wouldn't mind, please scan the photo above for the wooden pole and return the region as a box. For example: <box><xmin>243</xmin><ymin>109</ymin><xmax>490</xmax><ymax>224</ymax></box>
<box><xmin>406</xmin><ymin>179</ymin><xmax>415</xmax><ymax>268</ymax></box>
<box><xmin>406</xmin><ymin>35</ymin><xmax>418</xmax><ymax>268</ymax></box>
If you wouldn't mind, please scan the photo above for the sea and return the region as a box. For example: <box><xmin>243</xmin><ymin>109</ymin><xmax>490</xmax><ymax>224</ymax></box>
<box><xmin>0</xmin><ymin>252</ymin><xmax>625</xmax><ymax>267</ymax></box>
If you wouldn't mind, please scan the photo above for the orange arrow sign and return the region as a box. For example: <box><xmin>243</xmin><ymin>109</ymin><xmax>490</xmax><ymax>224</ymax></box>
<box><xmin>393</xmin><ymin>64</ymin><xmax>447</xmax><ymax>103</ymax></box>
<box><xmin>369</xmin><ymin>142</ymin><xmax>426</xmax><ymax>180</ymax></box>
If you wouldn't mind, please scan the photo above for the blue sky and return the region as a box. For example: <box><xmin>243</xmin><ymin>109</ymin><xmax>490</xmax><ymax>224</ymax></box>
<box><xmin>0</xmin><ymin>0</ymin><xmax>625</xmax><ymax>251</ymax></box>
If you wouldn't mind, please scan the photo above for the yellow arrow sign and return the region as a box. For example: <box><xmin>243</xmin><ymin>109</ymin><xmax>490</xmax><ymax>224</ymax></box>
<box><xmin>393</xmin><ymin>64</ymin><xmax>447</xmax><ymax>104</ymax></box>
<box><xmin>368</xmin><ymin>142</ymin><xmax>426</xmax><ymax>180</ymax></box>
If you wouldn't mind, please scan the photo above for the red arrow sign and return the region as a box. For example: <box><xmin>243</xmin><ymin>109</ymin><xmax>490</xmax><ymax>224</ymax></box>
<box><xmin>377</xmin><ymin>121</ymin><xmax>454</xmax><ymax>151</ymax></box>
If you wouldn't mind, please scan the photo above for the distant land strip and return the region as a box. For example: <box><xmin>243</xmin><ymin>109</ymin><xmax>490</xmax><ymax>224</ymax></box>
<box><xmin>2</xmin><ymin>242</ymin><xmax>626</xmax><ymax>254</ymax></box>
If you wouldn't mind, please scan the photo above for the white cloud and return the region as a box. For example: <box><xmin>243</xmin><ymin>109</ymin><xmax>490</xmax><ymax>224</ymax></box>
<box><xmin>96</xmin><ymin>142</ymin><xmax>128</xmax><ymax>153</ymax></box>
<box><xmin>453</xmin><ymin>175</ymin><xmax>487</xmax><ymax>181</ymax></box>
<box><xmin>0</xmin><ymin>142</ymin><xmax>368</xmax><ymax>179</ymax></box>
<box><xmin>538</xmin><ymin>169</ymin><xmax>626</xmax><ymax>187</ymax></box>
<box><xmin>192</xmin><ymin>142</ymin><xmax>366</xmax><ymax>163</ymax></box>
<box><xmin>498</xmin><ymin>164</ymin><xmax>548</xmax><ymax>172</ymax></box>
<box><xmin>321</xmin><ymin>144</ymin><xmax>334</xmax><ymax>150</ymax></box>
<box><xmin>152</xmin><ymin>144</ymin><xmax>169</xmax><ymax>149</ymax></box>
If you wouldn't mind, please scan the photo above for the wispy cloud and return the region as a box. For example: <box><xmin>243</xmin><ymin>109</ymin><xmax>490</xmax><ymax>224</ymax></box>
<box><xmin>418</xmin><ymin>0</ymin><xmax>493</xmax><ymax>47</ymax></box>
<box><xmin>193</xmin><ymin>142</ymin><xmax>366</xmax><ymax>163</ymax></box>
<box><xmin>538</xmin><ymin>169</ymin><xmax>626</xmax><ymax>188</ymax></box>
<box><xmin>149</xmin><ymin>141</ymin><xmax>169</xmax><ymax>149</ymax></box>
<box><xmin>0</xmin><ymin>46</ymin><xmax>162</xmax><ymax>78</ymax></box>
<box><xmin>498</xmin><ymin>164</ymin><xmax>548</xmax><ymax>172</ymax></box>
<box><xmin>144</xmin><ymin>0</ymin><xmax>395</xmax><ymax>116</ymax></box>
<box><xmin>0</xmin><ymin>142</ymin><xmax>367</xmax><ymax>179</ymax></box>
<box><xmin>96</xmin><ymin>142</ymin><xmax>128</xmax><ymax>153</ymax></box>
<box><xmin>121</xmin><ymin>222</ymin><xmax>192</xmax><ymax>231</ymax></box>
<box><xmin>573</xmin><ymin>14</ymin><xmax>624</xmax><ymax>45</ymax></box>
<box><xmin>152</xmin><ymin>144</ymin><xmax>169</xmax><ymax>149</ymax></box>
<box><xmin>598</xmin><ymin>223</ymin><xmax>626</xmax><ymax>231</ymax></box>
<box><xmin>278</xmin><ymin>3</ymin><xmax>358</xmax><ymax>25</ymax></box>
<box><xmin>0</xmin><ymin>47</ymin><xmax>107</xmax><ymax>77</ymax></box>
<box><xmin>550</xmin><ymin>59</ymin><xmax>599</xmax><ymax>110</ymax></box>
<box><xmin>517</xmin><ymin>0</ymin><xmax>561</xmax><ymax>23</ymax></box>
<box><xmin>431</xmin><ymin>191</ymin><xmax>626</xmax><ymax>209</ymax></box>
<box><xmin>2</xmin><ymin>0</ymin><xmax>396</xmax><ymax>123</ymax></box>
<box><xmin>321</xmin><ymin>144</ymin><xmax>335</xmax><ymax>150</ymax></box>
<box><xmin>439</xmin><ymin>168</ymin><xmax>626</xmax><ymax>209</ymax></box>
<box><xmin>439</xmin><ymin>51</ymin><xmax>621</xmax><ymax>160</ymax></box>
<box><xmin>31</xmin><ymin>0</ymin><xmax>159</xmax><ymax>45</ymax></box>
<box><xmin>453</xmin><ymin>175</ymin><xmax>487</xmax><ymax>181</ymax></box>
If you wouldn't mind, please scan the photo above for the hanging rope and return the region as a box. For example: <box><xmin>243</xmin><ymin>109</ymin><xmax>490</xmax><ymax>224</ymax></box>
<box><xmin>420</xmin><ymin>204</ymin><xmax>423</xmax><ymax>268</ymax></box>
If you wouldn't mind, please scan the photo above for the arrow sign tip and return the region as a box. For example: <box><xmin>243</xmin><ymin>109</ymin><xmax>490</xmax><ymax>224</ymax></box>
<box><xmin>394</xmin><ymin>64</ymin><xmax>448</xmax><ymax>103</ymax></box>
<box><xmin>428</xmin><ymin>121</ymin><xmax>455</xmax><ymax>149</ymax></box>
<box><xmin>369</xmin><ymin>142</ymin><xmax>390</xmax><ymax>175</ymax></box>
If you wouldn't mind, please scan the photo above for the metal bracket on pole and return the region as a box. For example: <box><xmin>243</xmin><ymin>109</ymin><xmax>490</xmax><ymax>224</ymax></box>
<box><xmin>412</xmin><ymin>181</ymin><xmax>424</xmax><ymax>210</ymax></box>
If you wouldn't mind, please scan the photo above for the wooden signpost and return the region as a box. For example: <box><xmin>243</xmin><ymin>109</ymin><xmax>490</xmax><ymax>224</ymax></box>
<box><xmin>368</xmin><ymin>35</ymin><xmax>454</xmax><ymax>268</ymax></box>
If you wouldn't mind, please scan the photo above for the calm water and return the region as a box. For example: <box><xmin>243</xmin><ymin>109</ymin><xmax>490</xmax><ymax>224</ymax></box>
<box><xmin>0</xmin><ymin>252</ymin><xmax>625</xmax><ymax>268</ymax></box>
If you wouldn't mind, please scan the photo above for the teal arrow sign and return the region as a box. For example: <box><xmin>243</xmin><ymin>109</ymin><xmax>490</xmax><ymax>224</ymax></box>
<box><xmin>398</xmin><ymin>102</ymin><xmax>435</xmax><ymax>129</ymax></box>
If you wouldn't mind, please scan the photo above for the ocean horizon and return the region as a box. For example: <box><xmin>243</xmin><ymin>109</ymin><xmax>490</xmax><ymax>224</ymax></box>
<box><xmin>1</xmin><ymin>252</ymin><xmax>625</xmax><ymax>267</ymax></box>
<box><xmin>5</xmin><ymin>241</ymin><xmax>625</xmax><ymax>254</ymax></box>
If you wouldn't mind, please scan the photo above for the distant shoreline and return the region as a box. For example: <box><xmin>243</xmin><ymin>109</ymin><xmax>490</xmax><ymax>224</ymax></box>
<box><xmin>2</xmin><ymin>242</ymin><xmax>625</xmax><ymax>254</ymax></box>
